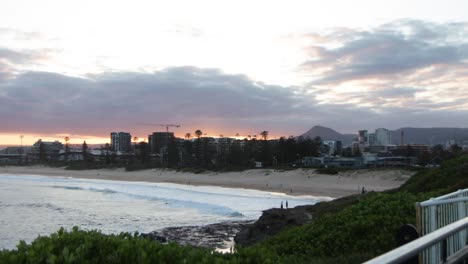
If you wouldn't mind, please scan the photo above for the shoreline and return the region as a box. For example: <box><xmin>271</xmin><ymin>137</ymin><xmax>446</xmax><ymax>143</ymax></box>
<box><xmin>0</xmin><ymin>166</ymin><xmax>414</xmax><ymax>198</ymax></box>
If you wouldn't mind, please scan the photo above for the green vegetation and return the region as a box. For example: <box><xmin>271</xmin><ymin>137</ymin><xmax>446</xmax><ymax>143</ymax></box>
<box><xmin>315</xmin><ymin>166</ymin><xmax>339</xmax><ymax>175</ymax></box>
<box><xmin>401</xmin><ymin>155</ymin><xmax>468</xmax><ymax>193</ymax></box>
<box><xmin>2</xmin><ymin>155</ymin><xmax>467</xmax><ymax>263</ymax></box>
<box><xmin>0</xmin><ymin>227</ymin><xmax>278</xmax><ymax>264</ymax></box>
<box><xmin>254</xmin><ymin>192</ymin><xmax>433</xmax><ymax>263</ymax></box>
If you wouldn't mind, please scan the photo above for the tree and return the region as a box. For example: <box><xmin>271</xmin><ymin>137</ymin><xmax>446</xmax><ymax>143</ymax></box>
<box><xmin>136</xmin><ymin>142</ymin><xmax>149</xmax><ymax>164</ymax></box>
<box><xmin>259</xmin><ymin>131</ymin><xmax>271</xmax><ymax>165</ymax></box>
<box><xmin>185</xmin><ymin>133</ymin><xmax>191</xmax><ymax>139</ymax></box>
<box><xmin>38</xmin><ymin>139</ymin><xmax>46</xmax><ymax>162</ymax></box>
<box><xmin>104</xmin><ymin>143</ymin><xmax>112</xmax><ymax>164</ymax></box>
<box><xmin>82</xmin><ymin>141</ymin><xmax>89</xmax><ymax>161</ymax></box>
<box><xmin>450</xmin><ymin>144</ymin><xmax>462</xmax><ymax>156</ymax></box>
<box><xmin>194</xmin><ymin>130</ymin><xmax>203</xmax><ymax>164</ymax></box>
<box><xmin>133</xmin><ymin>137</ymin><xmax>139</xmax><ymax>153</ymax></box>
<box><xmin>195</xmin><ymin>130</ymin><xmax>203</xmax><ymax>139</ymax></box>
<box><xmin>64</xmin><ymin>137</ymin><xmax>70</xmax><ymax>161</ymax></box>
<box><xmin>167</xmin><ymin>136</ymin><xmax>180</xmax><ymax>168</ymax></box>
<box><xmin>182</xmin><ymin>140</ymin><xmax>193</xmax><ymax>167</ymax></box>
<box><xmin>227</xmin><ymin>140</ymin><xmax>242</xmax><ymax>166</ymax></box>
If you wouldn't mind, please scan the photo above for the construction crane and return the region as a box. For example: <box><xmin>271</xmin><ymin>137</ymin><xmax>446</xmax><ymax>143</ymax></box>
<box><xmin>137</xmin><ymin>123</ymin><xmax>181</xmax><ymax>132</ymax></box>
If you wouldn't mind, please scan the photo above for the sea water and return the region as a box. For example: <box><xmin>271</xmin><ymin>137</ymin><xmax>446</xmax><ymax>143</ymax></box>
<box><xmin>0</xmin><ymin>174</ymin><xmax>330</xmax><ymax>249</ymax></box>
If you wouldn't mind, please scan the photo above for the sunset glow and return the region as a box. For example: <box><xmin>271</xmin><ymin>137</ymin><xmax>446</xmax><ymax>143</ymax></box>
<box><xmin>1</xmin><ymin>0</ymin><xmax>468</xmax><ymax>145</ymax></box>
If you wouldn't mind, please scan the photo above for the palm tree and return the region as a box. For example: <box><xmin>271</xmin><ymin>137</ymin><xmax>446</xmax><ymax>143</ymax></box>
<box><xmin>185</xmin><ymin>133</ymin><xmax>192</xmax><ymax>139</ymax></box>
<box><xmin>64</xmin><ymin>136</ymin><xmax>70</xmax><ymax>161</ymax></box>
<box><xmin>260</xmin><ymin>131</ymin><xmax>269</xmax><ymax>141</ymax></box>
<box><xmin>195</xmin><ymin>130</ymin><xmax>203</xmax><ymax>139</ymax></box>
<box><xmin>133</xmin><ymin>137</ymin><xmax>138</xmax><ymax>153</ymax></box>
<box><xmin>235</xmin><ymin>133</ymin><xmax>240</xmax><ymax>137</ymax></box>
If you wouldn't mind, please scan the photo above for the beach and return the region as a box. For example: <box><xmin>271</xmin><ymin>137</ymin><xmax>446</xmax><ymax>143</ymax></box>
<box><xmin>0</xmin><ymin>166</ymin><xmax>414</xmax><ymax>198</ymax></box>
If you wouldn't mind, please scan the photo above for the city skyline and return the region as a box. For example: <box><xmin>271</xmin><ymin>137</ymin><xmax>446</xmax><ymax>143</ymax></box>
<box><xmin>1</xmin><ymin>0</ymin><xmax>468</xmax><ymax>145</ymax></box>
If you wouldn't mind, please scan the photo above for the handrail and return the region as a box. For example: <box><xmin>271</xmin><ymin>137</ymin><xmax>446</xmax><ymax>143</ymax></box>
<box><xmin>420</xmin><ymin>196</ymin><xmax>468</xmax><ymax>206</ymax></box>
<box><xmin>364</xmin><ymin>217</ymin><xmax>468</xmax><ymax>264</ymax></box>
<box><xmin>434</xmin><ymin>189</ymin><xmax>468</xmax><ymax>201</ymax></box>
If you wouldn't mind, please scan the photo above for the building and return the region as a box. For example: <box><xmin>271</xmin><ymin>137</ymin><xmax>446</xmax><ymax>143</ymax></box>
<box><xmin>215</xmin><ymin>137</ymin><xmax>233</xmax><ymax>154</ymax></box>
<box><xmin>368</xmin><ymin>133</ymin><xmax>376</xmax><ymax>146</ymax></box>
<box><xmin>323</xmin><ymin>141</ymin><xmax>339</xmax><ymax>155</ymax></box>
<box><xmin>374</xmin><ymin>128</ymin><xmax>392</xmax><ymax>146</ymax></box>
<box><xmin>148</xmin><ymin>132</ymin><xmax>174</xmax><ymax>154</ymax></box>
<box><xmin>111</xmin><ymin>132</ymin><xmax>132</xmax><ymax>153</ymax></box>
<box><xmin>358</xmin><ymin>130</ymin><xmax>368</xmax><ymax>145</ymax></box>
<box><xmin>33</xmin><ymin>140</ymin><xmax>64</xmax><ymax>160</ymax></box>
<box><xmin>302</xmin><ymin>156</ymin><xmax>363</xmax><ymax>168</ymax></box>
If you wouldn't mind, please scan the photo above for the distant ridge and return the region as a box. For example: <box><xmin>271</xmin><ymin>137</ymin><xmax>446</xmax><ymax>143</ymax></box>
<box><xmin>391</xmin><ymin>127</ymin><xmax>468</xmax><ymax>145</ymax></box>
<box><xmin>300</xmin><ymin>125</ymin><xmax>354</xmax><ymax>145</ymax></box>
<box><xmin>300</xmin><ymin>126</ymin><xmax>468</xmax><ymax>146</ymax></box>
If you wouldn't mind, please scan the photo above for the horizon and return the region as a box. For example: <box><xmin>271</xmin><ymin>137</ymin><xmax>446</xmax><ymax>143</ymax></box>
<box><xmin>2</xmin><ymin>0</ymin><xmax>468</xmax><ymax>145</ymax></box>
<box><xmin>2</xmin><ymin>124</ymin><xmax>468</xmax><ymax>147</ymax></box>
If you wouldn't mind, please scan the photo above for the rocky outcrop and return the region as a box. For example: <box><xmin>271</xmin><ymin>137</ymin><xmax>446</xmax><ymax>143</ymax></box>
<box><xmin>235</xmin><ymin>194</ymin><xmax>364</xmax><ymax>246</ymax></box>
<box><xmin>143</xmin><ymin>194</ymin><xmax>365</xmax><ymax>250</ymax></box>
<box><xmin>142</xmin><ymin>220</ymin><xmax>254</xmax><ymax>250</ymax></box>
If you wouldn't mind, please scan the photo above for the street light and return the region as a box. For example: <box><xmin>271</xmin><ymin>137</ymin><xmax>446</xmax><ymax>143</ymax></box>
<box><xmin>20</xmin><ymin>135</ymin><xmax>24</xmax><ymax>163</ymax></box>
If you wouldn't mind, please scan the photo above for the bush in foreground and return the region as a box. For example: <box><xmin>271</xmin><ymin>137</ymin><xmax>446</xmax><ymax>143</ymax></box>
<box><xmin>0</xmin><ymin>227</ymin><xmax>283</xmax><ymax>264</ymax></box>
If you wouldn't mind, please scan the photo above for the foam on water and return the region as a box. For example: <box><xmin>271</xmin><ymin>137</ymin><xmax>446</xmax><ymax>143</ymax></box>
<box><xmin>0</xmin><ymin>173</ymin><xmax>331</xmax><ymax>249</ymax></box>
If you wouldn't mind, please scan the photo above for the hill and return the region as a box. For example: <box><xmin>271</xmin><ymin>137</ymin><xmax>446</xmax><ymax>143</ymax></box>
<box><xmin>300</xmin><ymin>126</ymin><xmax>468</xmax><ymax>146</ymax></box>
<box><xmin>300</xmin><ymin>125</ymin><xmax>354</xmax><ymax>145</ymax></box>
<box><xmin>392</xmin><ymin>127</ymin><xmax>468</xmax><ymax>145</ymax></box>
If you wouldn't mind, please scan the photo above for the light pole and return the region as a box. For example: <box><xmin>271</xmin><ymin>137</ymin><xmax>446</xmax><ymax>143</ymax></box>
<box><xmin>20</xmin><ymin>135</ymin><xmax>24</xmax><ymax>163</ymax></box>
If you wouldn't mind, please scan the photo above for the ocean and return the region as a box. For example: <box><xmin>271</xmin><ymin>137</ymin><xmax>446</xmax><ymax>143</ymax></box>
<box><xmin>0</xmin><ymin>174</ymin><xmax>329</xmax><ymax>249</ymax></box>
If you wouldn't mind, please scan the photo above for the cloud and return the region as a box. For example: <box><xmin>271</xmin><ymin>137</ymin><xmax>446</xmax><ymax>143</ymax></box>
<box><xmin>1</xmin><ymin>65</ymin><xmax>468</xmax><ymax>139</ymax></box>
<box><xmin>0</xmin><ymin>27</ymin><xmax>43</xmax><ymax>41</ymax></box>
<box><xmin>2</xmin><ymin>20</ymin><xmax>468</xmax><ymax>140</ymax></box>
<box><xmin>0</xmin><ymin>47</ymin><xmax>52</xmax><ymax>82</ymax></box>
<box><xmin>299</xmin><ymin>19</ymin><xmax>468</xmax><ymax>113</ymax></box>
<box><xmin>302</xmin><ymin>20</ymin><xmax>468</xmax><ymax>84</ymax></box>
<box><xmin>0</xmin><ymin>67</ymin><xmax>321</xmax><ymax>137</ymax></box>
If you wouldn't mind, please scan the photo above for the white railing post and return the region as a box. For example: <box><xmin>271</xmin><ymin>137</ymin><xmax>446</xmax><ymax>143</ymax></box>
<box><xmin>458</xmin><ymin>193</ymin><xmax>466</xmax><ymax>250</ymax></box>
<box><xmin>429</xmin><ymin>204</ymin><xmax>437</xmax><ymax>263</ymax></box>
<box><xmin>418</xmin><ymin>189</ymin><xmax>468</xmax><ymax>264</ymax></box>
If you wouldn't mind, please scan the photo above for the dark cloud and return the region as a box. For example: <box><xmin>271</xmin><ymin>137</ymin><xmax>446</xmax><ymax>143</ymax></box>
<box><xmin>0</xmin><ymin>48</ymin><xmax>52</xmax><ymax>82</ymax></box>
<box><xmin>1</xmin><ymin>20</ymin><xmax>468</xmax><ymax>139</ymax></box>
<box><xmin>0</xmin><ymin>67</ymin><xmax>320</xmax><ymax>136</ymax></box>
<box><xmin>302</xmin><ymin>19</ymin><xmax>468</xmax><ymax>85</ymax></box>
<box><xmin>1</xmin><ymin>66</ymin><xmax>467</xmax><ymax>139</ymax></box>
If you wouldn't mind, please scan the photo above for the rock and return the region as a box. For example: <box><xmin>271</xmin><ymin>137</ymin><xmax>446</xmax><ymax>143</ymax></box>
<box><xmin>235</xmin><ymin>194</ymin><xmax>364</xmax><ymax>246</ymax></box>
<box><xmin>143</xmin><ymin>220</ymin><xmax>254</xmax><ymax>250</ymax></box>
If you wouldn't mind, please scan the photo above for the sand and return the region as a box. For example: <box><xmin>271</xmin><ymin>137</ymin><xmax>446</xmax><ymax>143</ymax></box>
<box><xmin>0</xmin><ymin>166</ymin><xmax>414</xmax><ymax>198</ymax></box>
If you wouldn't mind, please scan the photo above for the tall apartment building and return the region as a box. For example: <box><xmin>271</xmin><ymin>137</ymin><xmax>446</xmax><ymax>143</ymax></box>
<box><xmin>148</xmin><ymin>132</ymin><xmax>174</xmax><ymax>154</ymax></box>
<box><xmin>375</xmin><ymin>128</ymin><xmax>392</xmax><ymax>146</ymax></box>
<box><xmin>358</xmin><ymin>130</ymin><xmax>368</xmax><ymax>145</ymax></box>
<box><xmin>111</xmin><ymin>132</ymin><xmax>132</xmax><ymax>152</ymax></box>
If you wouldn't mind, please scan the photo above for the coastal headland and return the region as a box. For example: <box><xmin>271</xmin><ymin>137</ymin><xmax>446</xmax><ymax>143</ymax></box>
<box><xmin>0</xmin><ymin>166</ymin><xmax>413</xmax><ymax>198</ymax></box>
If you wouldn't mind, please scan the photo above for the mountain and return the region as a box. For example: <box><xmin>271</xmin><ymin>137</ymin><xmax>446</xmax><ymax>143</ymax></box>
<box><xmin>300</xmin><ymin>126</ymin><xmax>468</xmax><ymax>146</ymax></box>
<box><xmin>300</xmin><ymin>125</ymin><xmax>355</xmax><ymax>145</ymax></box>
<box><xmin>391</xmin><ymin>127</ymin><xmax>468</xmax><ymax>146</ymax></box>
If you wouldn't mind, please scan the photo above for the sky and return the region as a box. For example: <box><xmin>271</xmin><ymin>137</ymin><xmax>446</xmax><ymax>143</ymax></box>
<box><xmin>1</xmin><ymin>0</ymin><xmax>468</xmax><ymax>145</ymax></box>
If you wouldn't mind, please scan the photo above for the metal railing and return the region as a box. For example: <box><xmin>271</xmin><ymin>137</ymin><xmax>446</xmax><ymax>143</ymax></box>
<box><xmin>417</xmin><ymin>189</ymin><xmax>468</xmax><ymax>263</ymax></box>
<box><xmin>364</xmin><ymin>217</ymin><xmax>468</xmax><ymax>264</ymax></box>
<box><xmin>366</xmin><ymin>189</ymin><xmax>468</xmax><ymax>264</ymax></box>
